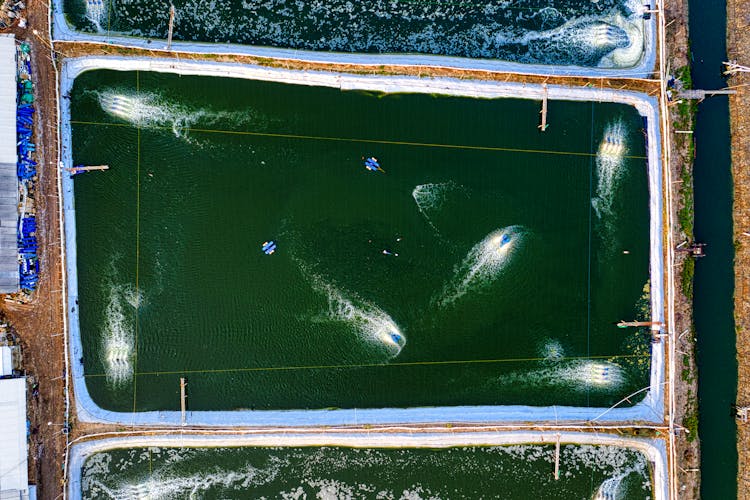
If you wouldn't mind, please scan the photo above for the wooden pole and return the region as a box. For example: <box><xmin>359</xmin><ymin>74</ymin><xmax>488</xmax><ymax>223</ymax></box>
<box><xmin>66</xmin><ymin>164</ymin><xmax>109</xmax><ymax>173</ymax></box>
<box><xmin>554</xmin><ymin>434</ymin><xmax>560</xmax><ymax>480</ymax></box>
<box><xmin>180</xmin><ymin>377</ymin><xmax>187</xmax><ymax>426</ymax></box>
<box><xmin>616</xmin><ymin>320</ymin><xmax>665</xmax><ymax>328</ymax></box>
<box><xmin>166</xmin><ymin>4</ymin><xmax>175</xmax><ymax>50</ymax></box>
<box><xmin>539</xmin><ymin>83</ymin><xmax>549</xmax><ymax>132</ymax></box>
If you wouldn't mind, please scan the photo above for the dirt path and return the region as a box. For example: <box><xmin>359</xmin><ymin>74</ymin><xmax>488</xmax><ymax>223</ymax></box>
<box><xmin>2</xmin><ymin>1</ymin><xmax>66</xmax><ymax>498</ymax></box>
<box><xmin>660</xmin><ymin>0</ymin><xmax>703</xmax><ymax>497</ymax></box>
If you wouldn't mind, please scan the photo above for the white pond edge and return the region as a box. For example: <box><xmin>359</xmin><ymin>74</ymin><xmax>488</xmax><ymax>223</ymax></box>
<box><xmin>61</xmin><ymin>57</ymin><xmax>666</xmax><ymax>427</ymax></box>
<box><xmin>51</xmin><ymin>0</ymin><xmax>657</xmax><ymax>79</ymax></box>
<box><xmin>67</xmin><ymin>431</ymin><xmax>668</xmax><ymax>500</ymax></box>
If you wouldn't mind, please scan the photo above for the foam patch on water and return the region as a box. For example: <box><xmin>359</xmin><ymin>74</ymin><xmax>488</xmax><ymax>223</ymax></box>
<box><xmin>80</xmin><ymin>0</ymin><xmax>645</xmax><ymax>68</ymax></box>
<box><xmin>316</xmin><ymin>281</ymin><xmax>406</xmax><ymax>357</ymax></box>
<box><xmin>101</xmin><ymin>283</ymin><xmax>138</xmax><ymax>387</ymax></box>
<box><xmin>87</xmin><ymin>465</ymin><xmax>281</xmax><ymax>499</ymax></box>
<box><xmin>592</xmin><ymin>119</ymin><xmax>628</xmax><ymax>222</ymax></box>
<box><xmin>81</xmin><ymin>444</ymin><xmax>651</xmax><ymax>499</ymax></box>
<box><xmin>438</xmin><ymin>225</ymin><xmax>525</xmax><ymax>306</ymax></box>
<box><xmin>96</xmin><ymin>89</ymin><xmax>261</xmax><ymax>139</ymax></box>
<box><xmin>538</xmin><ymin>338</ymin><xmax>566</xmax><ymax>362</ymax></box>
<box><xmin>411</xmin><ymin>181</ymin><xmax>466</xmax><ymax>235</ymax></box>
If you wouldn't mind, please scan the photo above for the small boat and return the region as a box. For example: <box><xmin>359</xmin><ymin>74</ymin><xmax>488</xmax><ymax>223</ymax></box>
<box><xmin>261</xmin><ymin>241</ymin><xmax>277</xmax><ymax>255</ymax></box>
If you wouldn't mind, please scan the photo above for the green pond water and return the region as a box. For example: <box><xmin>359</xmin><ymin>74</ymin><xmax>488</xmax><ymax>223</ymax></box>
<box><xmin>80</xmin><ymin>444</ymin><xmax>653</xmax><ymax>499</ymax></box>
<box><xmin>63</xmin><ymin>0</ymin><xmax>646</xmax><ymax>68</ymax></box>
<box><xmin>71</xmin><ymin>70</ymin><xmax>651</xmax><ymax>412</ymax></box>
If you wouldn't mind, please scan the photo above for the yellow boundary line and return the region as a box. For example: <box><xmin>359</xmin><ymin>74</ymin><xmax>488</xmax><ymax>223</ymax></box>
<box><xmin>132</xmin><ymin>70</ymin><xmax>141</xmax><ymax>414</ymax></box>
<box><xmin>85</xmin><ymin>353</ymin><xmax>650</xmax><ymax>378</ymax></box>
<box><xmin>69</xmin><ymin>120</ymin><xmax>648</xmax><ymax>160</ymax></box>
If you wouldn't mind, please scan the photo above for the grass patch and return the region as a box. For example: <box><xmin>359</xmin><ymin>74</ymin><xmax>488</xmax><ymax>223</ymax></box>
<box><xmin>683</xmin><ymin>410</ymin><xmax>699</xmax><ymax>442</ymax></box>
<box><xmin>681</xmin><ymin>255</ymin><xmax>695</xmax><ymax>298</ymax></box>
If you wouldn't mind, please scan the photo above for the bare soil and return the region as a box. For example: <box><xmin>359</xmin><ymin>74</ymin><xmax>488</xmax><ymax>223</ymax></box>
<box><xmin>726</xmin><ymin>0</ymin><xmax>750</xmax><ymax>494</ymax></box>
<box><xmin>0</xmin><ymin>1</ymin><xmax>68</xmax><ymax>498</ymax></box>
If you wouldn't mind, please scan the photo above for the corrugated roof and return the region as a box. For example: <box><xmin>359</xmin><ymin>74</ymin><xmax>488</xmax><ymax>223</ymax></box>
<box><xmin>0</xmin><ymin>346</ymin><xmax>11</xmax><ymax>376</ymax></box>
<box><xmin>0</xmin><ymin>36</ymin><xmax>18</xmax><ymax>293</ymax></box>
<box><xmin>0</xmin><ymin>36</ymin><xmax>15</xmax><ymax>165</ymax></box>
<box><xmin>0</xmin><ymin>378</ymin><xmax>28</xmax><ymax>495</ymax></box>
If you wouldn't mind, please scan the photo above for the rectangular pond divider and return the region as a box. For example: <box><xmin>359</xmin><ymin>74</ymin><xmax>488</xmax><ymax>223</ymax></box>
<box><xmin>16</xmin><ymin>42</ymin><xmax>38</xmax><ymax>294</ymax></box>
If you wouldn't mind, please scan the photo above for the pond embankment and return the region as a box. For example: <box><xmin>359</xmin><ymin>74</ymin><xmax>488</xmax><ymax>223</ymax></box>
<box><xmin>727</xmin><ymin>0</ymin><xmax>750</xmax><ymax>495</ymax></box>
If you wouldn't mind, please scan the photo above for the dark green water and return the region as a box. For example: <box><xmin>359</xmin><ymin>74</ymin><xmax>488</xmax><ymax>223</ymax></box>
<box><xmin>63</xmin><ymin>0</ymin><xmax>646</xmax><ymax>67</ymax></box>
<box><xmin>71</xmin><ymin>70</ymin><xmax>651</xmax><ymax>412</ymax></box>
<box><xmin>81</xmin><ymin>444</ymin><xmax>653</xmax><ymax>499</ymax></box>
<box><xmin>688</xmin><ymin>0</ymin><xmax>737</xmax><ymax>497</ymax></box>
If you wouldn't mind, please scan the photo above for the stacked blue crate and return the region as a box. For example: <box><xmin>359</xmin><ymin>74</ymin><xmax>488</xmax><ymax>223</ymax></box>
<box><xmin>16</xmin><ymin>43</ymin><xmax>38</xmax><ymax>292</ymax></box>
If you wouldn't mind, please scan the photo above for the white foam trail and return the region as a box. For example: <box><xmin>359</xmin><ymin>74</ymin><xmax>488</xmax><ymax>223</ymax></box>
<box><xmin>592</xmin><ymin>120</ymin><xmax>627</xmax><ymax>221</ymax></box>
<box><xmin>98</xmin><ymin>91</ymin><xmax>192</xmax><ymax>137</ymax></box>
<box><xmin>593</xmin><ymin>474</ymin><xmax>624</xmax><ymax>500</ymax></box>
<box><xmin>496</xmin><ymin>360</ymin><xmax>626</xmax><ymax>392</ymax></box>
<box><xmin>101</xmin><ymin>284</ymin><xmax>136</xmax><ymax>386</ymax></box>
<box><xmin>97</xmin><ymin>89</ymin><xmax>258</xmax><ymax>139</ymax></box>
<box><xmin>438</xmin><ymin>225</ymin><xmax>524</xmax><ymax>306</ymax></box>
<box><xmin>506</xmin><ymin>18</ymin><xmax>632</xmax><ymax>65</ymax></box>
<box><xmin>591</xmin><ymin>24</ymin><xmax>627</xmax><ymax>48</ymax></box>
<box><xmin>600</xmin><ymin>19</ymin><xmax>644</xmax><ymax>67</ymax></box>
<box><xmin>84</xmin><ymin>0</ymin><xmax>106</xmax><ymax>32</ymax></box>
<box><xmin>411</xmin><ymin>181</ymin><xmax>465</xmax><ymax>234</ymax></box>
<box><xmin>319</xmin><ymin>282</ymin><xmax>406</xmax><ymax>356</ymax></box>
<box><xmin>88</xmin><ymin>463</ymin><xmax>280</xmax><ymax>500</ymax></box>
<box><xmin>574</xmin><ymin>361</ymin><xmax>625</xmax><ymax>388</ymax></box>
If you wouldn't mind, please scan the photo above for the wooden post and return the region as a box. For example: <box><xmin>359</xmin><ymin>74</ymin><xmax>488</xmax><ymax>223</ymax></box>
<box><xmin>66</xmin><ymin>164</ymin><xmax>109</xmax><ymax>173</ymax></box>
<box><xmin>166</xmin><ymin>4</ymin><xmax>175</xmax><ymax>50</ymax></box>
<box><xmin>554</xmin><ymin>434</ymin><xmax>560</xmax><ymax>480</ymax></box>
<box><xmin>180</xmin><ymin>377</ymin><xmax>187</xmax><ymax>426</ymax></box>
<box><xmin>539</xmin><ymin>83</ymin><xmax>549</xmax><ymax>132</ymax></box>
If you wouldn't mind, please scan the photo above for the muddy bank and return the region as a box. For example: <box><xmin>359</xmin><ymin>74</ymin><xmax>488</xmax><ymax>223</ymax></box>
<box><xmin>663</xmin><ymin>0</ymin><xmax>702</xmax><ymax>497</ymax></box>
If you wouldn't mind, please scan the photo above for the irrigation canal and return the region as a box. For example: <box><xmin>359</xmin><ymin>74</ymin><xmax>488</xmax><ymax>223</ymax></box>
<box><xmin>689</xmin><ymin>0</ymin><xmax>738</xmax><ymax>497</ymax></box>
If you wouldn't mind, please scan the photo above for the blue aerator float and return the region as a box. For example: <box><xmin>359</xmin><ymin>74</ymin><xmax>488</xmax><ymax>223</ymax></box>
<box><xmin>363</xmin><ymin>156</ymin><xmax>384</xmax><ymax>173</ymax></box>
<box><xmin>261</xmin><ymin>241</ymin><xmax>277</xmax><ymax>255</ymax></box>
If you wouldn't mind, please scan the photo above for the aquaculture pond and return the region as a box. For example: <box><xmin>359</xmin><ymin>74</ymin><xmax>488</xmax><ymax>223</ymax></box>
<box><xmin>80</xmin><ymin>444</ymin><xmax>653</xmax><ymax>499</ymax></box>
<box><xmin>62</xmin><ymin>0</ymin><xmax>648</xmax><ymax>68</ymax></box>
<box><xmin>70</xmin><ymin>70</ymin><xmax>652</xmax><ymax>413</ymax></box>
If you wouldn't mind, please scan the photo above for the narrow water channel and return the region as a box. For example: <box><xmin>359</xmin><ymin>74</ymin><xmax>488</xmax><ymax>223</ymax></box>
<box><xmin>688</xmin><ymin>0</ymin><xmax>737</xmax><ymax>497</ymax></box>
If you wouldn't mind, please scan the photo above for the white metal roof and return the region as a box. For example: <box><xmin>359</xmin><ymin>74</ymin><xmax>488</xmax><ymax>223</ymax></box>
<box><xmin>0</xmin><ymin>35</ymin><xmax>18</xmax><ymax>294</ymax></box>
<box><xmin>0</xmin><ymin>35</ymin><xmax>15</xmax><ymax>165</ymax></box>
<box><xmin>0</xmin><ymin>378</ymin><xmax>28</xmax><ymax>496</ymax></box>
<box><xmin>0</xmin><ymin>346</ymin><xmax>11</xmax><ymax>376</ymax></box>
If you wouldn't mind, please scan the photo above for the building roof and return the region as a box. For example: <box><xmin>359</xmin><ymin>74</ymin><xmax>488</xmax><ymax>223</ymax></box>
<box><xmin>0</xmin><ymin>346</ymin><xmax>11</xmax><ymax>376</ymax></box>
<box><xmin>0</xmin><ymin>35</ymin><xmax>15</xmax><ymax>166</ymax></box>
<box><xmin>0</xmin><ymin>35</ymin><xmax>18</xmax><ymax>293</ymax></box>
<box><xmin>0</xmin><ymin>378</ymin><xmax>28</xmax><ymax>497</ymax></box>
